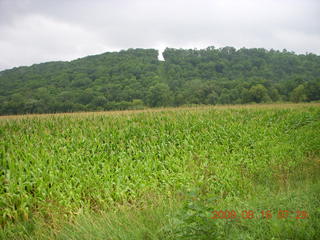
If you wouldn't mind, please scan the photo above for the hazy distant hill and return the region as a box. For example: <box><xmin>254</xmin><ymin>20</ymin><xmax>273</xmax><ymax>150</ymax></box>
<box><xmin>0</xmin><ymin>47</ymin><xmax>319</xmax><ymax>115</ymax></box>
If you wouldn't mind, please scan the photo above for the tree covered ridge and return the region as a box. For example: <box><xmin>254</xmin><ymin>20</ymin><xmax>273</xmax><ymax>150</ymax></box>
<box><xmin>0</xmin><ymin>46</ymin><xmax>319</xmax><ymax>115</ymax></box>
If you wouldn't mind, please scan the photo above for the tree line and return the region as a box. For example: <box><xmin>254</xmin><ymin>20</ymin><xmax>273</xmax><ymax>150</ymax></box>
<box><xmin>0</xmin><ymin>47</ymin><xmax>319</xmax><ymax>115</ymax></box>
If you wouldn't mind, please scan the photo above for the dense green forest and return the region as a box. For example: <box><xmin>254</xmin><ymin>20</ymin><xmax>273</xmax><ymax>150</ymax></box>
<box><xmin>0</xmin><ymin>46</ymin><xmax>320</xmax><ymax>115</ymax></box>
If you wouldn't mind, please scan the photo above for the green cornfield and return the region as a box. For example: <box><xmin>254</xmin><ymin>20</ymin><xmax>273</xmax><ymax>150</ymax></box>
<box><xmin>1</xmin><ymin>104</ymin><xmax>320</xmax><ymax>239</ymax></box>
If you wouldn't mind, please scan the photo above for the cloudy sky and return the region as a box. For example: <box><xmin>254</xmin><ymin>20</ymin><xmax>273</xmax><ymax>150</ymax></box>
<box><xmin>0</xmin><ymin>0</ymin><xmax>319</xmax><ymax>70</ymax></box>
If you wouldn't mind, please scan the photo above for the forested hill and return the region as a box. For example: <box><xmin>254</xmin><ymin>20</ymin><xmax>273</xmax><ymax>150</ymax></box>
<box><xmin>1</xmin><ymin>47</ymin><xmax>320</xmax><ymax>115</ymax></box>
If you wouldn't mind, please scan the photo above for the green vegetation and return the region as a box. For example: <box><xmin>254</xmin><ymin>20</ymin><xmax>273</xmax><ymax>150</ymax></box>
<box><xmin>1</xmin><ymin>104</ymin><xmax>320</xmax><ymax>239</ymax></box>
<box><xmin>1</xmin><ymin>47</ymin><xmax>320</xmax><ymax>115</ymax></box>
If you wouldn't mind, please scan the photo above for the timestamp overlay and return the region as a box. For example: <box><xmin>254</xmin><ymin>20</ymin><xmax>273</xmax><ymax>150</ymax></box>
<box><xmin>211</xmin><ymin>210</ymin><xmax>309</xmax><ymax>220</ymax></box>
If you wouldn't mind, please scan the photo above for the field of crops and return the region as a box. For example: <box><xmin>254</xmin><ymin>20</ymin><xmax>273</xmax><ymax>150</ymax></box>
<box><xmin>1</xmin><ymin>104</ymin><xmax>320</xmax><ymax>239</ymax></box>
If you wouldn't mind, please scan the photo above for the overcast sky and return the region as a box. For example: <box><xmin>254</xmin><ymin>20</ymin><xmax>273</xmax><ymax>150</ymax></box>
<box><xmin>0</xmin><ymin>0</ymin><xmax>319</xmax><ymax>71</ymax></box>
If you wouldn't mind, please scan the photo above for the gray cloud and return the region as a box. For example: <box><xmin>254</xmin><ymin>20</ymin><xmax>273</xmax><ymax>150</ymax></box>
<box><xmin>0</xmin><ymin>0</ymin><xmax>319</xmax><ymax>70</ymax></box>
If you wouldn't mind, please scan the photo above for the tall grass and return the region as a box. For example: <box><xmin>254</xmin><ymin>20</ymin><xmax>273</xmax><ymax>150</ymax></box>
<box><xmin>0</xmin><ymin>103</ymin><xmax>319</xmax><ymax>239</ymax></box>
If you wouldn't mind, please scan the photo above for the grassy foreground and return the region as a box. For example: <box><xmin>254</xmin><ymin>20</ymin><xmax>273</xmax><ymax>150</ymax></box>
<box><xmin>1</xmin><ymin>103</ymin><xmax>320</xmax><ymax>239</ymax></box>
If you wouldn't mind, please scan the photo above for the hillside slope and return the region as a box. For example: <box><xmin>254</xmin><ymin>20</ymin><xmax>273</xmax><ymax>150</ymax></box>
<box><xmin>0</xmin><ymin>47</ymin><xmax>320</xmax><ymax>115</ymax></box>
